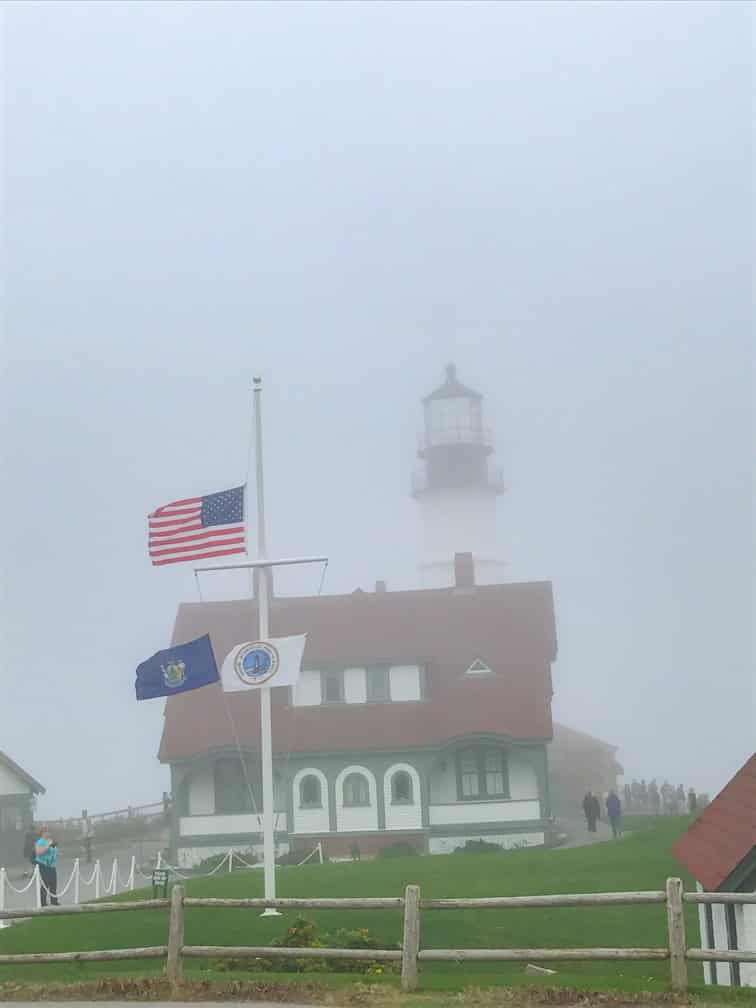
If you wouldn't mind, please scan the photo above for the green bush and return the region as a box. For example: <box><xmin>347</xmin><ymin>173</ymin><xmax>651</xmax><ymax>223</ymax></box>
<box><xmin>215</xmin><ymin>916</ymin><xmax>396</xmax><ymax>975</ymax></box>
<box><xmin>452</xmin><ymin>838</ymin><xmax>502</xmax><ymax>854</ymax></box>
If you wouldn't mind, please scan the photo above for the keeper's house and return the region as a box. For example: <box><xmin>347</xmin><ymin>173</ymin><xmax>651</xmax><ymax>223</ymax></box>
<box><xmin>0</xmin><ymin>751</ymin><xmax>44</xmax><ymax>866</ymax></box>
<box><xmin>159</xmin><ymin>562</ymin><xmax>557</xmax><ymax>867</ymax></box>
<box><xmin>673</xmin><ymin>752</ymin><xmax>756</xmax><ymax>988</ymax></box>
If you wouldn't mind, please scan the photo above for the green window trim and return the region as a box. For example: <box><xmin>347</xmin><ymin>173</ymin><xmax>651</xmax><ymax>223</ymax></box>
<box><xmin>342</xmin><ymin>772</ymin><xmax>371</xmax><ymax>807</ymax></box>
<box><xmin>455</xmin><ymin>746</ymin><xmax>510</xmax><ymax>801</ymax></box>
<box><xmin>390</xmin><ymin>770</ymin><xmax>414</xmax><ymax>805</ymax></box>
<box><xmin>321</xmin><ymin>670</ymin><xmax>345</xmax><ymax>704</ymax></box>
<box><xmin>366</xmin><ymin>665</ymin><xmax>390</xmax><ymax>702</ymax></box>
<box><xmin>298</xmin><ymin>774</ymin><xmax>323</xmax><ymax>809</ymax></box>
<box><xmin>214</xmin><ymin>758</ymin><xmax>254</xmax><ymax>814</ymax></box>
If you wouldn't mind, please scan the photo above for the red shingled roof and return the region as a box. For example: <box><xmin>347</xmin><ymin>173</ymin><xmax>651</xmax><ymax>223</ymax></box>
<box><xmin>158</xmin><ymin>581</ymin><xmax>556</xmax><ymax>763</ymax></box>
<box><xmin>673</xmin><ymin>753</ymin><xmax>756</xmax><ymax>891</ymax></box>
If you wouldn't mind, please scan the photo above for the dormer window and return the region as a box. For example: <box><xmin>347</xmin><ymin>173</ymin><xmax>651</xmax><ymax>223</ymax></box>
<box><xmin>465</xmin><ymin>659</ymin><xmax>493</xmax><ymax>676</ymax></box>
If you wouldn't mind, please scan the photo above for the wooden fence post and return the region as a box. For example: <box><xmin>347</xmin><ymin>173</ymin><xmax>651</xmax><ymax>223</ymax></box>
<box><xmin>166</xmin><ymin>883</ymin><xmax>185</xmax><ymax>989</ymax></box>
<box><xmin>401</xmin><ymin>884</ymin><xmax>421</xmax><ymax>992</ymax></box>
<box><xmin>665</xmin><ymin>877</ymin><xmax>687</xmax><ymax>992</ymax></box>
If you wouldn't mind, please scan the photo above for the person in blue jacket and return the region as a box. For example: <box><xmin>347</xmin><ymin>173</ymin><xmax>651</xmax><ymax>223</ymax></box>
<box><xmin>606</xmin><ymin>790</ymin><xmax>622</xmax><ymax>839</ymax></box>
<box><xmin>35</xmin><ymin>824</ymin><xmax>59</xmax><ymax>906</ymax></box>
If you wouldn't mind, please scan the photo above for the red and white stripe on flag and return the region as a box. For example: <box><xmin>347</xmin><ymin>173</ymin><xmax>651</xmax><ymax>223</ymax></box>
<box><xmin>148</xmin><ymin>487</ymin><xmax>246</xmax><ymax>566</ymax></box>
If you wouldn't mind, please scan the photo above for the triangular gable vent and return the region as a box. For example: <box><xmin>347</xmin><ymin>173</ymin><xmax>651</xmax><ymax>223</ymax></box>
<box><xmin>465</xmin><ymin>659</ymin><xmax>492</xmax><ymax>675</ymax></box>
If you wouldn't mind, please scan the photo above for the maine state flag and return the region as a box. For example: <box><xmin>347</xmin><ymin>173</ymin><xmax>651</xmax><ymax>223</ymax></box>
<box><xmin>136</xmin><ymin>634</ymin><xmax>219</xmax><ymax>700</ymax></box>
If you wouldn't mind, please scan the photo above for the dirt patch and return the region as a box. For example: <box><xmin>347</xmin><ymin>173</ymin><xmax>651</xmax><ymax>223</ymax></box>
<box><xmin>0</xmin><ymin>980</ymin><xmax>698</xmax><ymax>1005</ymax></box>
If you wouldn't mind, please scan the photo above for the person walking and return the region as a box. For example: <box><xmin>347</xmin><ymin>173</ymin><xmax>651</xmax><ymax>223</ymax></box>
<box><xmin>81</xmin><ymin>810</ymin><xmax>94</xmax><ymax>864</ymax></box>
<box><xmin>35</xmin><ymin>824</ymin><xmax>59</xmax><ymax>907</ymax></box>
<box><xmin>606</xmin><ymin>789</ymin><xmax>622</xmax><ymax>838</ymax></box>
<box><xmin>582</xmin><ymin>790</ymin><xmax>600</xmax><ymax>832</ymax></box>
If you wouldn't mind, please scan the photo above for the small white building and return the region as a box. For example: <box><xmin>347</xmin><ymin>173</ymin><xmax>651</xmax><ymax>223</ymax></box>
<box><xmin>0</xmin><ymin>750</ymin><xmax>45</xmax><ymax>866</ymax></box>
<box><xmin>673</xmin><ymin>752</ymin><xmax>756</xmax><ymax>988</ymax></box>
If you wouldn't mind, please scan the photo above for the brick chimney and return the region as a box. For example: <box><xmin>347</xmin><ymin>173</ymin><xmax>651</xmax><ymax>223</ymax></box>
<box><xmin>454</xmin><ymin>552</ymin><xmax>475</xmax><ymax>588</ymax></box>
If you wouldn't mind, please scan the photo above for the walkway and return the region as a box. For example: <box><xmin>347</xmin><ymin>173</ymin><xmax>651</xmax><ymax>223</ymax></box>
<box><xmin>1</xmin><ymin>833</ymin><xmax>165</xmax><ymax>913</ymax></box>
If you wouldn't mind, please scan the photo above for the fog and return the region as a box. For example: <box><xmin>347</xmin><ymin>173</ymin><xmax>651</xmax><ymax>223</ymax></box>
<box><xmin>1</xmin><ymin>0</ymin><xmax>752</xmax><ymax>818</ymax></box>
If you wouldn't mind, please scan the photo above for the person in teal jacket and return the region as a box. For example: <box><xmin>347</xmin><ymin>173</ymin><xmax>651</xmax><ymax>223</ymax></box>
<box><xmin>35</xmin><ymin>824</ymin><xmax>59</xmax><ymax>906</ymax></box>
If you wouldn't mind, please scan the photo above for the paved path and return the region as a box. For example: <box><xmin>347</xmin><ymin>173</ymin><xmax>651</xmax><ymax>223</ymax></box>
<box><xmin>1</xmin><ymin>834</ymin><xmax>165</xmax><ymax>913</ymax></box>
<box><xmin>556</xmin><ymin>816</ymin><xmax>622</xmax><ymax>848</ymax></box>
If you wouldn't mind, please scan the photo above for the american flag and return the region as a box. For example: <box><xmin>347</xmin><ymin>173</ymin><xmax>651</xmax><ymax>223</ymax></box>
<box><xmin>148</xmin><ymin>486</ymin><xmax>246</xmax><ymax>566</ymax></box>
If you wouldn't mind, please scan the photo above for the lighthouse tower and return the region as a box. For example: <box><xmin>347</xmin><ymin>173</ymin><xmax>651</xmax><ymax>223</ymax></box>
<box><xmin>413</xmin><ymin>364</ymin><xmax>505</xmax><ymax>588</ymax></box>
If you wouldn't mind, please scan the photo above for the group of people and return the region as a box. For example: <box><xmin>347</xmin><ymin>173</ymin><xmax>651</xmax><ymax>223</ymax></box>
<box><xmin>622</xmin><ymin>779</ymin><xmax>707</xmax><ymax>816</ymax></box>
<box><xmin>21</xmin><ymin>812</ymin><xmax>95</xmax><ymax>908</ymax></box>
<box><xmin>582</xmin><ymin>789</ymin><xmax>623</xmax><ymax>838</ymax></box>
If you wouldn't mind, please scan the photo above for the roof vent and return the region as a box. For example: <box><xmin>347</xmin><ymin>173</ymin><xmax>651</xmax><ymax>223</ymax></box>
<box><xmin>466</xmin><ymin>659</ymin><xmax>493</xmax><ymax>676</ymax></box>
<box><xmin>454</xmin><ymin>552</ymin><xmax>475</xmax><ymax>589</ymax></box>
<box><xmin>375</xmin><ymin>580</ymin><xmax>387</xmax><ymax>593</ymax></box>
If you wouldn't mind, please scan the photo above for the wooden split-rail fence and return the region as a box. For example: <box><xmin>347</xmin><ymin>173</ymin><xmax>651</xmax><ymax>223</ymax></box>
<box><xmin>1</xmin><ymin>879</ymin><xmax>755</xmax><ymax>992</ymax></box>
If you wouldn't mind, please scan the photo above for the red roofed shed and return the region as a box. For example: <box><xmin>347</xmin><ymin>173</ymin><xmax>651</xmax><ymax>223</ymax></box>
<box><xmin>673</xmin><ymin>753</ymin><xmax>756</xmax><ymax>988</ymax></box>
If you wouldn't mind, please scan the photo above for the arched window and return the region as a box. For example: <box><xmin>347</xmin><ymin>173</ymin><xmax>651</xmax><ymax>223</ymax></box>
<box><xmin>391</xmin><ymin>770</ymin><xmax>413</xmax><ymax>804</ymax></box>
<box><xmin>343</xmin><ymin>772</ymin><xmax>370</xmax><ymax>807</ymax></box>
<box><xmin>299</xmin><ymin>774</ymin><xmax>322</xmax><ymax>808</ymax></box>
<box><xmin>214</xmin><ymin>758</ymin><xmax>253</xmax><ymax>814</ymax></box>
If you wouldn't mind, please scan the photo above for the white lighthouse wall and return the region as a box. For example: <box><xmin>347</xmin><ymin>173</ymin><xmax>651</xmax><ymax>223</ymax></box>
<box><xmin>418</xmin><ymin>488</ymin><xmax>502</xmax><ymax>587</ymax></box>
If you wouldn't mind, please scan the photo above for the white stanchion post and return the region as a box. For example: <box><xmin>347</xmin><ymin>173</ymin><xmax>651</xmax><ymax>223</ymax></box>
<box><xmin>73</xmin><ymin>858</ymin><xmax>80</xmax><ymax>905</ymax></box>
<box><xmin>94</xmin><ymin>860</ymin><xmax>101</xmax><ymax>900</ymax></box>
<box><xmin>228</xmin><ymin>850</ymin><xmax>233</xmax><ymax>873</ymax></box>
<box><xmin>318</xmin><ymin>841</ymin><xmax>324</xmax><ymax>864</ymax></box>
<box><xmin>129</xmin><ymin>855</ymin><xmax>136</xmax><ymax>891</ymax></box>
<box><xmin>0</xmin><ymin>867</ymin><xmax>6</xmax><ymax>924</ymax></box>
<box><xmin>109</xmin><ymin>859</ymin><xmax>118</xmax><ymax>895</ymax></box>
<box><xmin>34</xmin><ymin>865</ymin><xmax>41</xmax><ymax>909</ymax></box>
<box><xmin>156</xmin><ymin>850</ymin><xmax>162</xmax><ymax>869</ymax></box>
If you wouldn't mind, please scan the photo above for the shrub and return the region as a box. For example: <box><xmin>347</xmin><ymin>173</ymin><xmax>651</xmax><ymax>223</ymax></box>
<box><xmin>215</xmin><ymin>917</ymin><xmax>397</xmax><ymax>975</ymax></box>
<box><xmin>452</xmin><ymin>838</ymin><xmax>502</xmax><ymax>854</ymax></box>
<box><xmin>377</xmin><ymin>840</ymin><xmax>418</xmax><ymax>858</ymax></box>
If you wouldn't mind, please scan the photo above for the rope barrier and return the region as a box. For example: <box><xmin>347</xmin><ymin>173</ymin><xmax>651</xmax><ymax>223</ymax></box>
<box><xmin>0</xmin><ymin>841</ymin><xmax>323</xmax><ymax>910</ymax></box>
<box><xmin>2</xmin><ymin>868</ymin><xmax>40</xmax><ymax>895</ymax></box>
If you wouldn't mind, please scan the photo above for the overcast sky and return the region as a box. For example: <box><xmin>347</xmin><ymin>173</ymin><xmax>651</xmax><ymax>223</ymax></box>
<box><xmin>2</xmin><ymin>0</ymin><xmax>753</xmax><ymax>818</ymax></box>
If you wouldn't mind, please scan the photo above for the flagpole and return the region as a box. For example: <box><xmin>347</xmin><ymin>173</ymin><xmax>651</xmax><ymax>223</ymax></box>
<box><xmin>253</xmin><ymin>376</ymin><xmax>279</xmax><ymax>916</ymax></box>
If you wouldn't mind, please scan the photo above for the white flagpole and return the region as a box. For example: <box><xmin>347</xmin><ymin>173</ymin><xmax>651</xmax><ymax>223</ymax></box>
<box><xmin>253</xmin><ymin>377</ymin><xmax>279</xmax><ymax>916</ymax></box>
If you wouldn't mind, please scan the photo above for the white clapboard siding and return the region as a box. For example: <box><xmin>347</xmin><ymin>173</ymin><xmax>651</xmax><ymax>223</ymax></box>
<box><xmin>335</xmin><ymin>766</ymin><xmax>378</xmax><ymax>832</ymax></box>
<box><xmin>429</xmin><ymin>799</ymin><xmax>540</xmax><ymax>826</ymax></box>
<box><xmin>291</xmin><ymin>768</ymin><xmax>330</xmax><ymax>834</ymax></box>
<box><xmin>384</xmin><ymin>764</ymin><xmax>423</xmax><ymax>831</ymax></box>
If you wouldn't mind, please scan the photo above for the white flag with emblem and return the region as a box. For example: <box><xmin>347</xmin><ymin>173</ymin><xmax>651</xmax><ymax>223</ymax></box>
<box><xmin>221</xmin><ymin>634</ymin><xmax>306</xmax><ymax>692</ymax></box>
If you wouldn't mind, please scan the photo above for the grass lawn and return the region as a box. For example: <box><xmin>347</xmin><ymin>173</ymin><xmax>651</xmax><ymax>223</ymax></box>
<box><xmin>0</xmin><ymin>816</ymin><xmax>738</xmax><ymax>999</ymax></box>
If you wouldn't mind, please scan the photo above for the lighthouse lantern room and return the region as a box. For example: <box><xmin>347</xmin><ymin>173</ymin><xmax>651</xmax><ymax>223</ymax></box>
<box><xmin>414</xmin><ymin>364</ymin><xmax>505</xmax><ymax>587</ymax></box>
